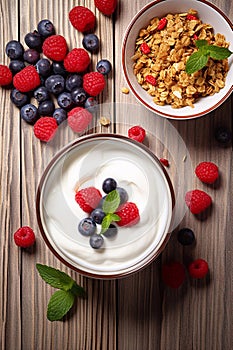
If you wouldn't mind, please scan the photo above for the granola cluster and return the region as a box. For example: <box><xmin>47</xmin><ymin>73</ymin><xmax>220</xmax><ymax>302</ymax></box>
<box><xmin>132</xmin><ymin>9</ymin><xmax>230</xmax><ymax>108</ymax></box>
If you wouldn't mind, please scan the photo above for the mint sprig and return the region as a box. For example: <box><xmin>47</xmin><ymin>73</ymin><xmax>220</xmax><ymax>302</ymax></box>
<box><xmin>36</xmin><ymin>264</ymin><xmax>86</xmax><ymax>321</ymax></box>
<box><xmin>186</xmin><ymin>39</ymin><xmax>232</xmax><ymax>74</ymax></box>
<box><xmin>101</xmin><ymin>190</ymin><xmax>121</xmax><ymax>234</ymax></box>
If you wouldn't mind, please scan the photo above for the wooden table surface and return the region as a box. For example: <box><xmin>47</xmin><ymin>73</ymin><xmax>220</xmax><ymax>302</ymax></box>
<box><xmin>0</xmin><ymin>0</ymin><xmax>232</xmax><ymax>349</ymax></box>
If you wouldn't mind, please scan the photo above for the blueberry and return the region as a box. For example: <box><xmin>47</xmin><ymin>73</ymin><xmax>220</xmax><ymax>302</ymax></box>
<box><xmin>57</xmin><ymin>92</ymin><xmax>73</xmax><ymax>110</ymax></box>
<box><xmin>65</xmin><ymin>74</ymin><xmax>83</xmax><ymax>92</ymax></box>
<box><xmin>177</xmin><ymin>228</ymin><xmax>195</xmax><ymax>246</ymax></box>
<box><xmin>52</xmin><ymin>61</ymin><xmax>67</xmax><ymax>77</ymax></box>
<box><xmin>90</xmin><ymin>208</ymin><xmax>106</xmax><ymax>224</ymax></box>
<box><xmin>23</xmin><ymin>49</ymin><xmax>40</xmax><ymax>64</ymax></box>
<box><xmin>116</xmin><ymin>187</ymin><xmax>128</xmax><ymax>205</ymax></box>
<box><xmin>35</xmin><ymin>58</ymin><xmax>51</xmax><ymax>77</ymax></box>
<box><xmin>102</xmin><ymin>178</ymin><xmax>117</xmax><ymax>194</ymax></box>
<box><xmin>10</xmin><ymin>89</ymin><xmax>30</xmax><ymax>107</ymax></box>
<box><xmin>34</xmin><ymin>86</ymin><xmax>50</xmax><ymax>102</ymax></box>
<box><xmin>5</xmin><ymin>40</ymin><xmax>24</xmax><ymax>60</ymax></box>
<box><xmin>38</xmin><ymin>100</ymin><xmax>55</xmax><ymax>116</ymax></box>
<box><xmin>103</xmin><ymin>224</ymin><xmax>118</xmax><ymax>238</ymax></box>
<box><xmin>78</xmin><ymin>218</ymin><xmax>96</xmax><ymax>236</ymax></box>
<box><xmin>53</xmin><ymin>108</ymin><xmax>67</xmax><ymax>125</ymax></box>
<box><xmin>20</xmin><ymin>103</ymin><xmax>38</xmax><ymax>124</ymax></box>
<box><xmin>9</xmin><ymin>60</ymin><xmax>25</xmax><ymax>74</ymax></box>
<box><xmin>97</xmin><ymin>195</ymin><xmax>107</xmax><ymax>209</ymax></box>
<box><xmin>89</xmin><ymin>234</ymin><xmax>104</xmax><ymax>249</ymax></box>
<box><xmin>215</xmin><ymin>127</ymin><xmax>232</xmax><ymax>145</ymax></box>
<box><xmin>96</xmin><ymin>59</ymin><xmax>112</xmax><ymax>75</ymax></box>
<box><xmin>82</xmin><ymin>34</ymin><xmax>99</xmax><ymax>53</ymax></box>
<box><xmin>84</xmin><ymin>97</ymin><xmax>98</xmax><ymax>113</ymax></box>
<box><xmin>37</xmin><ymin>19</ymin><xmax>55</xmax><ymax>38</ymax></box>
<box><xmin>71</xmin><ymin>87</ymin><xmax>87</xmax><ymax>105</ymax></box>
<box><xmin>24</xmin><ymin>31</ymin><xmax>42</xmax><ymax>50</ymax></box>
<box><xmin>45</xmin><ymin>74</ymin><xmax>65</xmax><ymax>95</ymax></box>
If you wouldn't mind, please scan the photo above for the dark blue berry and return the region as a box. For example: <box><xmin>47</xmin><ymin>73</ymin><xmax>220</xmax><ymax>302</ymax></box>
<box><xmin>103</xmin><ymin>224</ymin><xmax>118</xmax><ymax>238</ymax></box>
<box><xmin>177</xmin><ymin>228</ymin><xmax>195</xmax><ymax>246</ymax></box>
<box><xmin>9</xmin><ymin>60</ymin><xmax>25</xmax><ymax>74</ymax></box>
<box><xmin>10</xmin><ymin>89</ymin><xmax>30</xmax><ymax>107</ymax></box>
<box><xmin>53</xmin><ymin>108</ymin><xmax>67</xmax><ymax>125</ymax></box>
<box><xmin>35</xmin><ymin>58</ymin><xmax>51</xmax><ymax>77</ymax></box>
<box><xmin>82</xmin><ymin>34</ymin><xmax>99</xmax><ymax>53</ymax></box>
<box><xmin>38</xmin><ymin>100</ymin><xmax>55</xmax><ymax>116</ymax></box>
<box><xmin>97</xmin><ymin>195</ymin><xmax>107</xmax><ymax>209</ymax></box>
<box><xmin>24</xmin><ymin>31</ymin><xmax>42</xmax><ymax>50</ymax></box>
<box><xmin>45</xmin><ymin>74</ymin><xmax>65</xmax><ymax>95</ymax></box>
<box><xmin>5</xmin><ymin>40</ymin><xmax>24</xmax><ymax>60</ymax></box>
<box><xmin>37</xmin><ymin>19</ymin><xmax>55</xmax><ymax>38</ymax></box>
<box><xmin>96</xmin><ymin>59</ymin><xmax>112</xmax><ymax>75</ymax></box>
<box><xmin>78</xmin><ymin>218</ymin><xmax>96</xmax><ymax>236</ymax></box>
<box><xmin>71</xmin><ymin>87</ymin><xmax>87</xmax><ymax>105</ymax></box>
<box><xmin>57</xmin><ymin>92</ymin><xmax>73</xmax><ymax>110</ymax></box>
<box><xmin>52</xmin><ymin>61</ymin><xmax>67</xmax><ymax>77</ymax></box>
<box><xmin>84</xmin><ymin>97</ymin><xmax>98</xmax><ymax>113</ymax></box>
<box><xmin>90</xmin><ymin>208</ymin><xmax>106</xmax><ymax>224</ymax></box>
<box><xmin>116</xmin><ymin>187</ymin><xmax>128</xmax><ymax>205</ymax></box>
<box><xmin>102</xmin><ymin>178</ymin><xmax>117</xmax><ymax>193</ymax></box>
<box><xmin>215</xmin><ymin>127</ymin><xmax>232</xmax><ymax>145</ymax></box>
<box><xmin>65</xmin><ymin>74</ymin><xmax>83</xmax><ymax>92</ymax></box>
<box><xmin>89</xmin><ymin>234</ymin><xmax>104</xmax><ymax>249</ymax></box>
<box><xmin>20</xmin><ymin>103</ymin><xmax>38</xmax><ymax>124</ymax></box>
<box><xmin>23</xmin><ymin>49</ymin><xmax>40</xmax><ymax>64</ymax></box>
<box><xmin>34</xmin><ymin>86</ymin><xmax>50</xmax><ymax>102</ymax></box>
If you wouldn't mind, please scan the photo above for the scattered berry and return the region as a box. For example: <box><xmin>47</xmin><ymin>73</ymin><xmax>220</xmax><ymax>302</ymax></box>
<box><xmin>52</xmin><ymin>61</ymin><xmax>67</xmax><ymax>76</ymax></box>
<box><xmin>185</xmin><ymin>189</ymin><xmax>212</xmax><ymax>214</ymax></box>
<box><xmin>13</xmin><ymin>226</ymin><xmax>36</xmax><ymax>248</ymax></box>
<box><xmin>35</xmin><ymin>58</ymin><xmax>51</xmax><ymax>77</ymax></box>
<box><xmin>160</xmin><ymin>158</ymin><xmax>169</xmax><ymax>167</ymax></box>
<box><xmin>5</xmin><ymin>40</ymin><xmax>24</xmax><ymax>59</ymax></box>
<box><xmin>42</xmin><ymin>34</ymin><xmax>68</xmax><ymax>61</ymax></box>
<box><xmin>78</xmin><ymin>217</ymin><xmax>96</xmax><ymax>236</ymax></box>
<box><xmin>75</xmin><ymin>187</ymin><xmax>102</xmax><ymax>213</ymax></box>
<box><xmin>195</xmin><ymin>161</ymin><xmax>219</xmax><ymax>184</ymax></box>
<box><xmin>90</xmin><ymin>208</ymin><xmax>106</xmax><ymax>224</ymax></box>
<box><xmin>53</xmin><ymin>108</ymin><xmax>67</xmax><ymax>125</ymax></box>
<box><xmin>94</xmin><ymin>0</ymin><xmax>117</xmax><ymax>16</ymax></box>
<box><xmin>162</xmin><ymin>261</ymin><xmax>185</xmax><ymax>288</ymax></box>
<box><xmin>96</xmin><ymin>59</ymin><xmax>112</xmax><ymax>75</ymax></box>
<box><xmin>103</xmin><ymin>223</ymin><xmax>118</xmax><ymax>238</ymax></box>
<box><xmin>24</xmin><ymin>30</ymin><xmax>42</xmax><ymax>50</ymax></box>
<box><xmin>83</xmin><ymin>72</ymin><xmax>105</xmax><ymax>96</ymax></box>
<box><xmin>37</xmin><ymin>19</ymin><xmax>55</xmax><ymax>38</ymax></box>
<box><xmin>102</xmin><ymin>178</ymin><xmax>117</xmax><ymax>194</ymax></box>
<box><xmin>34</xmin><ymin>116</ymin><xmax>58</xmax><ymax>142</ymax></box>
<box><xmin>215</xmin><ymin>127</ymin><xmax>232</xmax><ymax>145</ymax></box>
<box><xmin>68</xmin><ymin>106</ymin><xmax>93</xmax><ymax>133</ymax></box>
<box><xmin>10</xmin><ymin>89</ymin><xmax>29</xmax><ymax>107</ymax></box>
<box><xmin>71</xmin><ymin>87</ymin><xmax>87</xmax><ymax>105</ymax></box>
<box><xmin>0</xmin><ymin>64</ymin><xmax>13</xmax><ymax>86</ymax></box>
<box><xmin>145</xmin><ymin>75</ymin><xmax>156</xmax><ymax>86</ymax></box>
<box><xmin>20</xmin><ymin>103</ymin><xmax>39</xmax><ymax>124</ymax></box>
<box><xmin>89</xmin><ymin>233</ymin><xmax>104</xmax><ymax>249</ymax></box>
<box><xmin>65</xmin><ymin>74</ymin><xmax>83</xmax><ymax>91</ymax></box>
<box><xmin>45</xmin><ymin>74</ymin><xmax>65</xmax><ymax>95</ymax></box>
<box><xmin>34</xmin><ymin>86</ymin><xmax>50</xmax><ymax>103</ymax></box>
<box><xmin>13</xmin><ymin>65</ymin><xmax>40</xmax><ymax>92</ymax></box>
<box><xmin>140</xmin><ymin>42</ymin><xmax>150</xmax><ymax>54</ymax></box>
<box><xmin>64</xmin><ymin>48</ymin><xmax>90</xmax><ymax>73</ymax></box>
<box><xmin>177</xmin><ymin>228</ymin><xmax>195</xmax><ymax>245</ymax></box>
<box><xmin>116</xmin><ymin>202</ymin><xmax>140</xmax><ymax>227</ymax></box>
<box><xmin>9</xmin><ymin>60</ymin><xmax>25</xmax><ymax>74</ymax></box>
<box><xmin>57</xmin><ymin>92</ymin><xmax>73</xmax><ymax>110</ymax></box>
<box><xmin>23</xmin><ymin>48</ymin><xmax>40</xmax><ymax>64</ymax></box>
<box><xmin>188</xmin><ymin>258</ymin><xmax>209</xmax><ymax>279</ymax></box>
<box><xmin>157</xmin><ymin>17</ymin><xmax>167</xmax><ymax>30</ymax></box>
<box><xmin>69</xmin><ymin>6</ymin><xmax>96</xmax><ymax>33</ymax></box>
<box><xmin>38</xmin><ymin>100</ymin><xmax>55</xmax><ymax>116</ymax></box>
<box><xmin>128</xmin><ymin>125</ymin><xmax>146</xmax><ymax>143</ymax></box>
<box><xmin>84</xmin><ymin>97</ymin><xmax>98</xmax><ymax>113</ymax></box>
<box><xmin>82</xmin><ymin>34</ymin><xmax>99</xmax><ymax>53</ymax></box>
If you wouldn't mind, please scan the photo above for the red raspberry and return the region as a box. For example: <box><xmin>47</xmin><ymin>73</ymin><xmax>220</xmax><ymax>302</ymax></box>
<box><xmin>64</xmin><ymin>48</ymin><xmax>90</xmax><ymax>73</ymax></box>
<box><xmin>128</xmin><ymin>125</ymin><xmax>146</xmax><ymax>143</ymax></box>
<box><xmin>68</xmin><ymin>107</ymin><xmax>93</xmax><ymax>133</ymax></box>
<box><xmin>94</xmin><ymin>0</ymin><xmax>117</xmax><ymax>16</ymax></box>
<box><xmin>157</xmin><ymin>17</ymin><xmax>167</xmax><ymax>30</ymax></box>
<box><xmin>185</xmin><ymin>189</ymin><xmax>212</xmax><ymax>214</ymax></box>
<box><xmin>75</xmin><ymin>187</ymin><xmax>102</xmax><ymax>213</ymax></box>
<box><xmin>83</xmin><ymin>72</ymin><xmax>105</xmax><ymax>96</ymax></box>
<box><xmin>34</xmin><ymin>117</ymin><xmax>58</xmax><ymax>142</ymax></box>
<box><xmin>116</xmin><ymin>202</ymin><xmax>140</xmax><ymax>227</ymax></box>
<box><xmin>69</xmin><ymin>6</ymin><xmax>96</xmax><ymax>32</ymax></box>
<box><xmin>195</xmin><ymin>161</ymin><xmax>219</xmax><ymax>184</ymax></box>
<box><xmin>13</xmin><ymin>65</ymin><xmax>40</xmax><ymax>92</ymax></box>
<box><xmin>0</xmin><ymin>64</ymin><xmax>13</xmax><ymax>86</ymax></box>
<box><xmin>188</xmin><ymin>258</ymin><xmax>209</xmax><ymax>279</ymax></box>
<box><xmin>42</xmin><ymin>35</ymin><xmax>68</xmax><ymax>61</ymax></box>
<box><xmin>187</xmin><ymin>14</ymin><xmax>198</xmax><ymax>20</ymax></box>
<box><xmin>140</xmin><ymin>42</ymin><xmax>150</xmax><ymax>54</ymax></box>
<box><xmin>160</xmin><ymin>158</ymin><xmax>169</xmax><ymax>167</ymax></box>
<box><xmin>14</xmin><ymin>226</ymin><xmax>36</xmax><ymax>248</ymax></box>
<box><xmin>162</xmin><ymin>261</ymin><xmax>186</xmax><ymax>288</ymax></box>
<box><xmin>145</xmin><ymin>75</ymin><xmax>157</xmax><ymax>86</ymax></box>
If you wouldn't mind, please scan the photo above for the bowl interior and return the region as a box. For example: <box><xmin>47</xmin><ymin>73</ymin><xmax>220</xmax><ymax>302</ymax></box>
<box><xmin>122</xmin><ymin>0</ymin><xmax>233</xmax><ymax>119</ymax></box>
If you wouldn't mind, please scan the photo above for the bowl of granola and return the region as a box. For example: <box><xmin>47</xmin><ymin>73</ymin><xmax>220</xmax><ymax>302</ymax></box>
<box><xmin>122</xmin><ymin>0</ymin><xmax>233</xmax><ymax>119</ymax></box>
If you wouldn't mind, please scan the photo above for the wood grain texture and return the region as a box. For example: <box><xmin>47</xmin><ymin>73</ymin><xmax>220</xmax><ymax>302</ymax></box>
<box><xmin>0</xmin><ymin>0</ymin><xmax>232</xmax><ymax>349</ymax></box>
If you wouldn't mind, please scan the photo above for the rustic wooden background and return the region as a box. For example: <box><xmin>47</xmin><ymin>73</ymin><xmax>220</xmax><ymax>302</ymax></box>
<box><xmin>0</xmin><ymin>0</ymin><xmax>232</xmax><ymax>349</ymax></box>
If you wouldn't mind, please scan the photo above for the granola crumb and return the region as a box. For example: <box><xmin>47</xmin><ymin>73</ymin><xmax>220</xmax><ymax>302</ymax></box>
<box><xmin>99</xmin><ymin>116</ymin><xmax>111</xmax><ymax>126</ymax></box>
<box><xmin>121</xmin><ymin>87</ymin><xmax>129</xmax><ymax>94</ymax></box>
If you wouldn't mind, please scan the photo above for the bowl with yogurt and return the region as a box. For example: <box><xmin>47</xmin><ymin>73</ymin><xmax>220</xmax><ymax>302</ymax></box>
<box><xmin>36</xmin><ymin>133</ymin><xmax>175</xmax><ymax>279</ymax></box>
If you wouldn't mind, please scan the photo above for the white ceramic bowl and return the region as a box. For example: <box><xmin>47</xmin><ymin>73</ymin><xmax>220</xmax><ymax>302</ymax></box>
<box><xmin>36</xmin><ymin>134</ymin><xmax>175</xmax><ymax>279</ymax></box>
<box><xmin>122</xmin><ymin>0</ymin><xmax>233</xmax><ymax>119</ymax></box>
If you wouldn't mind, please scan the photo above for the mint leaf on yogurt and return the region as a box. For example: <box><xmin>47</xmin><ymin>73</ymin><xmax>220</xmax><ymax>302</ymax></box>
<box><xmin>102</xmin><ymin>189</ymin><xmax>120</xmax><ymax>214</ymax></box>
<box><xmin>101</xmin><ymin>213</ymin><xmax>120</xmax><ymax>234</ymax></box>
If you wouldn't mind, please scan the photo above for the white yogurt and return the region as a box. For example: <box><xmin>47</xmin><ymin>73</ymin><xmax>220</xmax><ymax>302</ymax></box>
<box><xmin>39</xmin><ymin>136</ymin><xmax>173</xmax><ymax>277</ymax></box>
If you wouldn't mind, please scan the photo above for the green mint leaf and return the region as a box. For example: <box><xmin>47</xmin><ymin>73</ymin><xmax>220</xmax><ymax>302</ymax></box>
<box><xmin>208</xmin><ymin>45</ymin><xmax>232</xmax><ymax>60</ymax></box>
<box><xmin>47</xmin><ymin>290</ymin><xmax>75</xmax><ymax>321</ymax></box>
<box><xmin>101</xmin><ymin>213</ymin><xmax>121</xmax><ymax>234</ymax></box>
<box><xmin>36</xmin><ymin>264</ymin><xmax>74</xmax><ymax>291</ymax></box>
<box><xmin>185</xmin><ymin>51</ymin><xmax>209</xmax><ymax>74</ymax></box>
<box><xmin>70</xmin><ymin>281</ymin><xmax>87</xmax><ymax>298</ymax></box>
<box><xmin>102</xmin><ymin>190</ymin><xmax>120</xmax><ymax>214</ymax></box>
<box><xmin>195</xmin><ymin>39</ymin><xmax>208</xmax><ymax>49</ymax></box>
